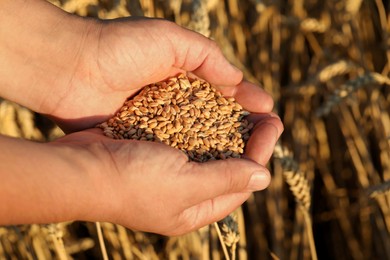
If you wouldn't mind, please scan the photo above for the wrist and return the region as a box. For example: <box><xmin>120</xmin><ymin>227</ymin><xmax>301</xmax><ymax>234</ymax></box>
<box><xmin>0</xmin><ymin>135</ymin><xmax>85</xmax><ymax>224</ymax></box>
<box><xmin>47</xmin><ymin>134</ymin><xmax>123</xmax><ymax>224</ymax></box>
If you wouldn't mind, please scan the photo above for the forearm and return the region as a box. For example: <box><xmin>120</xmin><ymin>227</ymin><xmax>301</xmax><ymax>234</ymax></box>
<box><xmin>0</xmin><ymin>0</ymin><xmax>92</xmax><ymax>115</ymax></box>
<box><xmin>0</xmin><ymin>135</ymin><xmax>96</xmax><ymax>225</ymax></box>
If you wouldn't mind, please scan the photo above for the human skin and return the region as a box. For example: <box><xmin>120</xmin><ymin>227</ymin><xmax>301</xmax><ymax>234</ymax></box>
<box><xmin>0</xmin><ymin>0</ymin><xmax>283</xmax><ymax>235</ymax></box>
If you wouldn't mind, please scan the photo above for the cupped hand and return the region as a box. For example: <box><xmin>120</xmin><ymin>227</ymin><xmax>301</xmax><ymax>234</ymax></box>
<box><xmin>42</xmin><ymin>17</ymin><xmax>278</xmax><ymax>134</ymax></box>
<box><xmin>43</xmin><ymin>14</ymin><xmax>284</xmax><ymax>234</ymax></box>
<box><xmin>51</xmin><ymin>115</ymin><xmax>281</xmax><ymax>235</ymax></box>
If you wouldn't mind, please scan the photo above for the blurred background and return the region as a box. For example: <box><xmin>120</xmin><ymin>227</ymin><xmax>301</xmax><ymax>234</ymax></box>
<box><xmin>0</xmin><ymin>0</ymin><xmax>389</xmax><ymax>259</ymax></box>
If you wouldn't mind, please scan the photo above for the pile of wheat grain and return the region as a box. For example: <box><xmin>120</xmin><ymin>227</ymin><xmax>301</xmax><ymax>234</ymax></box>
<box><xmin>98</xmin><ymin>74</ymin><xmax>252</xmax><ymax>162</ymax></box>
<box><xmin>97</xmin><ymin>74</ymin><xmax>251</xmax><ymax>259</ymax></box>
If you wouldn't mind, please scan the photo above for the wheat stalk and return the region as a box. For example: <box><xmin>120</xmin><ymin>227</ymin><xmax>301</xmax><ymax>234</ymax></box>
<box><xmin>213</xmin><ymin>222</ymin><xmax>231</xmax><ymax>260</ymax></box>
<box><xmin>95</xmin><ymin>222</ymin><xmax>109</xmax><ymax>260</ymax></box>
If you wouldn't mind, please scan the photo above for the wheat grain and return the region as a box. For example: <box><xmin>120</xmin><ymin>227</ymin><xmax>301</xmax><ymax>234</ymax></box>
<box><xmin>98</xmin><ymin>74</ymin><xmax>252</xmax><ymax>259</ymax></box>
<box><xmin>98</xmin><ymin>74</ymin><xmax>253</xmax><ymax>162</ymax></box>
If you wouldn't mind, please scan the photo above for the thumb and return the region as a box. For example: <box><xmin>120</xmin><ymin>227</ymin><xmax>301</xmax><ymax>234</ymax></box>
<box><xmin>178</xmin><ymin>158</ymin><xmax>271</xmax><ymax>208</ymax></box>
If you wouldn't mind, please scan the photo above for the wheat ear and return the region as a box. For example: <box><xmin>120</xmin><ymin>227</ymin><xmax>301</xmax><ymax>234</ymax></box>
<box><xmin>45</xmin><ymin>224</ymin><xmax>68</xmax><ymax>260</ymax></box>
<box><xmin>186</xmin><ymin>0</ymin><xmax>210</xmax><ymax>37</ymax></box>
<box><xmin>274</xmin><ymin>143</ymin><xmax>317</xmax><ymax>260</ymax></box>
<box><xmin>316</xmin><ymin>73</ymin><xmax>390</xmax><ymax>116</ymax></box>
<box><xmin>367</xmin><ymin>180</ymin><xmax>390</xmax><ymax>199</ymax></box>
<box><xmin>214</xmin><ymin>222</ymin><xmax>231</xmax><ymax>260</ymax></box>
<box><xmin>217</xmin><ymin>213</ymin><xmax>240</xmax><ymax>260</ymax></box>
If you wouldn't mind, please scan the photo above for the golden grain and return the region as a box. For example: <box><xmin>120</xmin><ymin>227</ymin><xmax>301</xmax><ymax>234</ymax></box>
<box><xmin>98</xmin><ymin>74</ymin><xmax>253</xmax><ymax>162</ymax></box>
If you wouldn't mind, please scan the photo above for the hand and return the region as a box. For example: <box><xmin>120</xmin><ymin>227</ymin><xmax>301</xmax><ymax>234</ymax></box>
<box><xmin>0</xmin><ymin>2</ymin><xmax>274</xmax><ymax>132</ymax></box>
<box><xmin>1</xmin><ymin>1</ymin><xmax>282</xmax><ymax>161</ymax></box>
<box><xmin>0</xmin><ymin>114</ymin><xmax>281</xmax><ymax>233</ymax></box>
<box><xmin>49</xmin><ymin>124</ymin><xmax>281</xmax><ymax>235</ymax></box>
<box><xmin>0</xmin><ymin>1</ymin><xmax>283</xmax><ymax>233</ymax></box>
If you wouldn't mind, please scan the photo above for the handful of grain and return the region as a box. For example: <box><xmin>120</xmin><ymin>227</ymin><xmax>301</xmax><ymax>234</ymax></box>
<box><xmin>98</xmin><ymin>74</ymin><xmax>253</xmax><ymax>162</ymax></box>
<box><xmin>98</xmin><ymin>74</ymin><xmax>251</xmax><ymax>256</ymax></box>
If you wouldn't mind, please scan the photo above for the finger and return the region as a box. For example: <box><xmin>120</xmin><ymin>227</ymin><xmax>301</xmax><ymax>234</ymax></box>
<box><xmin>178</xmin><ymin>158</ymin><xmax>270</xmax><ymax>207</ymax></box>
<box><xmin>174</xmin><ymin>192</ymin><xmax>251</xmax><ymax>235</ymax></box>
<box><xmin>246</xmin><ymin>112</ymin><xmax>280</xmax><ymax>124</ymax></box>
<box><xmin>244</xmin><ymin>116</ymin><xmax>284</xmax><ymax>165</ymax></box>
<box><xmin>218</xmin><ymin>81</ymin><xmax>274</xmax><ymax>113</ymax></box>
<box><xmin>51</xmin><ymin>128</ymin><xmax>105</xmax><ymax>144</ymax></box>
<box><xmin>168</xmin><ymin>23</ymin><xmax>243</xmax><ymax>86</ymax></box>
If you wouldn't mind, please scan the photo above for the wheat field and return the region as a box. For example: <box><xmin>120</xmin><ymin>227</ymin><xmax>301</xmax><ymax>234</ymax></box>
<box><xmin>0</xmin><ymin>0</ymin><xmax>389</xmax><ymax>259</ymax></box>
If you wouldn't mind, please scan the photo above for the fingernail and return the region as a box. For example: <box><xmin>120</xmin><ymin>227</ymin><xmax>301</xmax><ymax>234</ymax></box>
<box><xmin>268</xmin><ymin>112</ymin><xmax>281</xmax><ymax>120</ymax></box>
<box><xmin>247</xmin><ymin>170</ymin><xmax>271</xmax><ymax>191</ymax></box>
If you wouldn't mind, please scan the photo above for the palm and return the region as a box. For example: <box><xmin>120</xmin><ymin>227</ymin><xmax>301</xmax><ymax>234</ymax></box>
<box><xmin>51</xmin><ymin>18</ymin><xmax>247</xmax><ymax>132</ymax></box>
<box><xmin>54</xmin><ymin>127</ymin><xmax>277</xmax><ymax>235</ymax></box>
<box><xmin>51</xmin><ymin>17</ymin><xmax>282</xmax><ymax>164</ymax></box>
<box><xmin>55</xmin><ymin>129</ymin><xmax>237</xmax><ymax>235</ymax></box>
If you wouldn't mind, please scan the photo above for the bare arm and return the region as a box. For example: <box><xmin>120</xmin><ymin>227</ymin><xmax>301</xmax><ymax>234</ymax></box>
<box><xmin>0</xmin><ymin>0</ymin><xmax>96</xmax><ymax>115</ymax></box>
<box><xmin>0</xmin><ymin>134</ymin><xmax>94</xmax><ymax>224</ymax></box>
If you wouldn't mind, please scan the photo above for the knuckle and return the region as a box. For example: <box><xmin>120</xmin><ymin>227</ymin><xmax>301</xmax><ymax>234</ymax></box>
<box><xmin>168</xmin><ymin>211</ymin><xmax>199</xmax><ymax>236</ymax></box>
<box><xmin>207</xmin><ymin>39</ymin><xmax>222</xmax><ymax>54</ymax></box>
<box><xmin>152</xmin><ymin>18</ymin><xmax>176</xmax><ymax>29</ymax></box>
<box><xmin>221</xmin><ymin>159</ymin><xmax>246</xmax><ymax>193</ymax></box>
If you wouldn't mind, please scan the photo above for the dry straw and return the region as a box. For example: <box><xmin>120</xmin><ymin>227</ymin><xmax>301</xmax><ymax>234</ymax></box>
<box><xmin>44</xmin><ymin>224</ymin><xmax>68</xmax><ymax>260</ymax></box>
